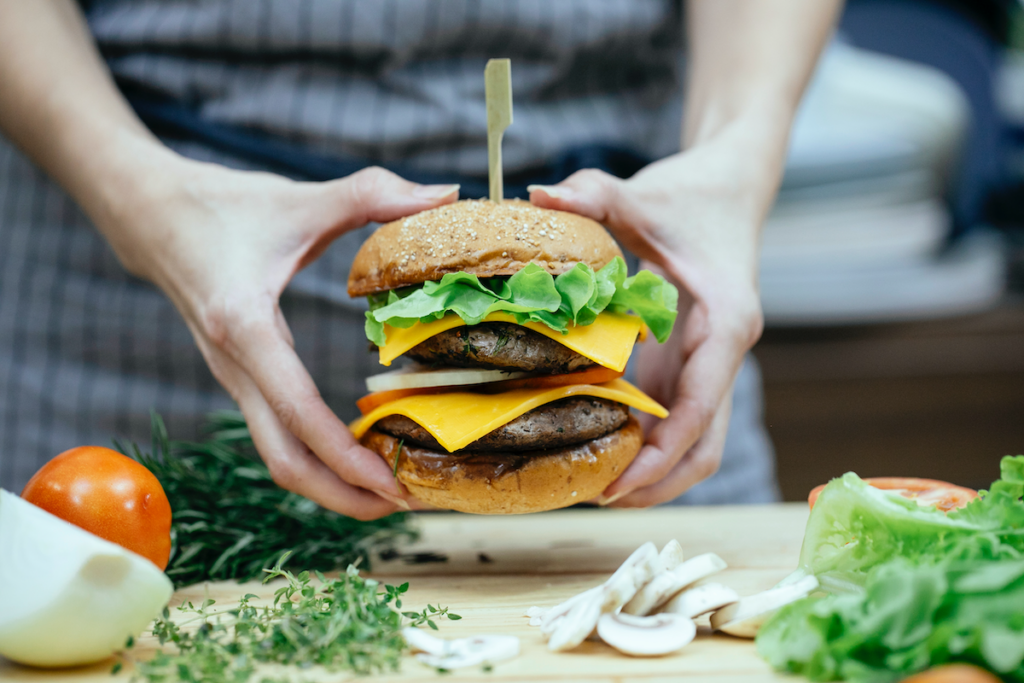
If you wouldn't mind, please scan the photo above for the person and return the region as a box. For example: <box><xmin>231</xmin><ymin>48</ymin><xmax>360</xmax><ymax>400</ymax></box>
<box><xmin>0</xmin><ymin>1</ymin><xmax>841</xmax><ymax>517</ymax></box>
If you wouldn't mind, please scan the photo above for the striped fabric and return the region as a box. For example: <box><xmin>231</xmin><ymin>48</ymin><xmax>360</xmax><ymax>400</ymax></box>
<box><xmin>0</xmin><ymin>0</ymin><xmax>779</xmax><ymax>504</ymax></box>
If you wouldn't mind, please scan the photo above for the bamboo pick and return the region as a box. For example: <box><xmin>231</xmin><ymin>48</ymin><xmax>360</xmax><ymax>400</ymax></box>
<box><xmin>485</xmin><ymin>58</ymin><xmax>512</xmax><ymax>203</ymax></box>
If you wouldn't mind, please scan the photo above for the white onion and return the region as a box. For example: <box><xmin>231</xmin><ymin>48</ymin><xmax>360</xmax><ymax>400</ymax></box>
<box><xmin>0</xmin><ymin>489</ymin><xmax>173</xmax><ymax>667</ymax></box>
<box><xmin>366</xmin><ymin>366</ymin><xmax>527</xmax><ymax>392</ymax></box>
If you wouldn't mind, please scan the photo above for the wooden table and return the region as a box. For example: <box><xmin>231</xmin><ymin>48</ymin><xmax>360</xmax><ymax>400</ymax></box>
<box><xmin>0</xmin><ymin>504</ymin><xmax>810</xmax><ymax>682</ymax></box>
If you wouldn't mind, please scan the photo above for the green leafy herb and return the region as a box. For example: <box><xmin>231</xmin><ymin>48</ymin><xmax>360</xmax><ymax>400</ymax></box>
<box><xmin>393</xmin><ymin>439</ymin><xmax>404</xmax><ymax>479</ymax></box>
<box><xmin>117</xmin><ymin>412</ymin><xmax>416</xmax><ymax>588</ymax></box>
<box><xmin>127</xmin><ymin>554</ymin><xmax>460</xmax><ymax>681</ymax></box>
<box><xmin>758</xmin><ymin>557</ymin><xmax>1024</xmax><ymax>682</ymax></box>
<box><xmin>757</xmin><ymin>455</ymin><xmax>1024</xmax><ymax>682</ymax></box>
<box><xmin>364</xmin><ymin>257</ymin><xmax>678</xmax><ymax>346</ymax></box>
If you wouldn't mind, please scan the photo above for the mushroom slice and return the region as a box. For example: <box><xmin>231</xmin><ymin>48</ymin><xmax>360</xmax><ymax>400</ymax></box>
<box><xmin>404</xmin><ymin>629</ymin><xmax>520</xmax><ymax>670</ymax></box>
<box><xmin>656</xmin><ymin>539</ymin><xmax>685</xmax><ymax>573</ymax></box>
<box><xmin>710</xmin><ymin>575</ymin><xmax>819</xmax><ymax>638</ymax></box>
<box><xmin>540</xmin><ymin>586</ymin><xmax>599</xmax><ymax>635</ymax></box>
<box><xmin>597</xmin><ymin>612</ymin><xmax>696</xmax><ymax>656</ymax></box>
<box><xmin>661</xmin><ymin>583</ymin><xmax>740</xmax><ymax>619</ymax></box>
<box><xmin>547</xmin><ymin>543</ymin><xmax>660</xmax><ymax>652</ymax></box>
<box><xmin>623</xmin><ymin>552</ymin><xmax>727</xmax><ymax>616</ymax></box>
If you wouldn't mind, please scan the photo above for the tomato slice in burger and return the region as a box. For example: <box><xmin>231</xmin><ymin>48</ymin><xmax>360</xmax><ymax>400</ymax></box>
<box><xmin>356</xmin><ymin>366</ymin><xmax>624</xmax><ymax>415</ymax></box>
<box><xmin>808</xmin><ymin>477</ymin><xmax>978</xmax><ymax>512</ymax></box>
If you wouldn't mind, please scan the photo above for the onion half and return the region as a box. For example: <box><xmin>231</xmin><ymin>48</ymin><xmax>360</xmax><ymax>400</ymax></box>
<box><xmin>0</xmin><ymin>489</ymin><xmax>173</xmax><ymax>667</ymax></box>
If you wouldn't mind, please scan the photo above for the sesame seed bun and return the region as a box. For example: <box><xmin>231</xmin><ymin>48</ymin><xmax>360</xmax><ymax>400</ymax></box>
<box><xmin>347</xmin><ymin>199</ymin><xmax>623</xmax><ymax>297</ymax></box>
<box><xmin>360</xmin><ymin>416</ymin><xmax>643</xmax><ymax>514</ymax></box>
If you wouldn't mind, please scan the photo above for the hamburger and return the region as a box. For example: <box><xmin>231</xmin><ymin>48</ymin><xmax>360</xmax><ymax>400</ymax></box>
<box><xmin>347</xmin><ymin>199</ymin><xmax>677</xmax><ymax>514</ymax></box>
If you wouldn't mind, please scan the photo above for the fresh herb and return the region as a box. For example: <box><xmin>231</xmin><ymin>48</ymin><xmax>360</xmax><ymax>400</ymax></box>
<box><xmin>126</xmin><ymin>554</ymin><xmax>460</xmax><ymax>681</ymax></box>
<box><xmin>758</xmin><ymin>455</ymin><xmax>1024</xmax><ymax>682</ymax></box>
<box><xmin>493</xmin><ymin>327</ymin><xmax>512</xmax><ymax>352</ymax></box>
<box><xmin>118</xmin><ymin>412</ymin><xmax>416</xmax><ymax>588</ymax></box>
<box><xmin>364</xmin><ymin>257</ymin><xmax>678</xmax><ymax>346</ymax></box>
<box><xmin>393</xmin><ymin>439</ymin><xmax>404</xmax><ymax>479</ymax></box>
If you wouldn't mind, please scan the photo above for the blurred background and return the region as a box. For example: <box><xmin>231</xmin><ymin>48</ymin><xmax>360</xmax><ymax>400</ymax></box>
<box><xmin>757</xmin><ymin>0</ymin><xmax>1024</xmax><ymax>499</ymax></box>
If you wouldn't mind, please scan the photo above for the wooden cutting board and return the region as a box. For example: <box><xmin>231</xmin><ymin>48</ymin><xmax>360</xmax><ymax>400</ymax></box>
<box><xmin>0</xmin><ymin>504</ymin><xmax>810</xmax><ymax>682</ymax></box>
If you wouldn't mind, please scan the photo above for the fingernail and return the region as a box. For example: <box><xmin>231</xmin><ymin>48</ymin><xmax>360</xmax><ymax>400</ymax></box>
<box><xmin>596</xmin><ymin>490</ymin><xmax>630</xmax><ymax>507</ymax></box>
<box><xmin>527</xmin><ymin>184</ymin><xmax>567</xmax><ymax>199</ymax></box>
<box><xmin>414</xmin><ymin>183</ymin><xmax>460</xmax><ymax>199</ymax></box>
<box><xmin>374</xmin><ymin>489</ymin><xmax>412</xmax><ymax>511</ymax></box>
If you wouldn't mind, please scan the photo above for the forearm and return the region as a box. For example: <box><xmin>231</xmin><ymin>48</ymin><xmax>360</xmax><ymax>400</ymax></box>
<box><xmin>683</xmin><ymin>0</ymin><xmax>842</xmax><ymax>213</ymax></box>
<box><xmin>0</xmin><ymin>0</ymin><xmax>176</xmax><ymax>240</ymax></box>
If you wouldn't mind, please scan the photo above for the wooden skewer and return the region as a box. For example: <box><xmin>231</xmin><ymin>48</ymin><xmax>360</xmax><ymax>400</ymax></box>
<box><xmin>485</xmin><ymin>58</ymin><xmax>512</xmax><ymax>203</ymax></box>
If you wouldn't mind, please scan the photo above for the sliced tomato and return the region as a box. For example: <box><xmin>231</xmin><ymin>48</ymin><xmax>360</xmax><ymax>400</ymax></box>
<box><xmin>356</xmin><ymin>366</ymin><xmax>625</xmax><ymax>415</ymax></box>
<box><xmin>808</xmin><ymin>477</ymin><xmax>978</xmax><ymax>512</ymax></box>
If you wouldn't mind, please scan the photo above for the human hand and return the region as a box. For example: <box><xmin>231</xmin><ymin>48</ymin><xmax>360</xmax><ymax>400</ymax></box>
<box><xmin>104</xmin><ymin>155</ymin><xmax>459</xmax><ymax>519</ymax></box>
<box><xmin>529</xmin><ymin>134</ymin><xmax>773</xmax><ymax>506</ymax></box>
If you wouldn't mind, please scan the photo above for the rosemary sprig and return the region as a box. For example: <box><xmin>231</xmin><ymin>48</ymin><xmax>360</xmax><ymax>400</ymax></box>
<box><xmin>117</xmin><ymin>411</ymin><xmax>416</xmax><ymax>588</ymax></box>
<box><xmin>128</xmin><ymin>554</ymin><xmax>460</xmax><ymax>681</ymax></box>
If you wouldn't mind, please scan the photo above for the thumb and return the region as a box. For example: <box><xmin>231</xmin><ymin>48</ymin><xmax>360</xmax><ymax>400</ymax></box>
<box><xmin>528</xmin><ymin>168</ymin><xmax>626</xmax><ymax>226</ymax></box>
<box><xmin>323</xmin><ymin>166</ymin><xmax>461</xmax><ymax>229</ymax></box>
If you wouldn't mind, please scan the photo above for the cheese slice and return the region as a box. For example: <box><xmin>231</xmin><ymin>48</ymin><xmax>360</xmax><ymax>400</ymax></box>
<box><xmin>377</xmin><ymin>311</ymin><xmax>644</xmax><ymax>372</ymax></box>
<box><xmin>350</xmin><ymin>378</ymin><xmax>668</xmax><ymax>453</ymax></box>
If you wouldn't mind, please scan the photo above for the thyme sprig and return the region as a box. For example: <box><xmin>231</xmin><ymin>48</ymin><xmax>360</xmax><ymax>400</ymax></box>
<box><xmin>128</xmin><ymin>554</ymin><xmax>460</xmax><ymax>681</ymax></box>
<box><xmin>117</xmin><ymin>411</ymin><xmax>416</xmax><ymax>588</ymax></box>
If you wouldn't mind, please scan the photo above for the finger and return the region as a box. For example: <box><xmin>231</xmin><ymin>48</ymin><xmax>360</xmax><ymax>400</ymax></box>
<box><xmin>211</xmin><ymin>299</ymin><xmax>406</xmax><ymax>500</ymax></box>
<box><xmin>237</xmin><ymin>385</ymin><xmax>403</xmax><ymax>520</ymax></box>
<box><xmin>528</xmin><ymin>170</ymin><xmax>623</xmax><ymax>224</ymax></box>
<box><xmin>600</xmin><ymin>328</ymin><xmax>745</xmax><ymax>500</ymax></box>
<box><xmin>528</xmin><ymin>172</ymin><xmax>669</xmax><ymax>265</ymax></box>
<box><xmin>609</xmin><ymin>394</ymin><xmax>733</xmax><ymax>508</ymax></box>
<box><xmin>187</xmin><ymin>326</ymin><xmax>402</xmax><ymax>519</ymax></box>
<box><xmin>322</xmin><ymin>167</ymin><xmax>460</xmax><ymax>231</ymax></box>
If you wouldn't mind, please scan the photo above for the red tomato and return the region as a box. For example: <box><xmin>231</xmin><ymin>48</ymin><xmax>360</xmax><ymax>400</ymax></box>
<box><xmin>808</xmin><ymin>476</ymin><xmax>977</xmax><ymax>513</ymax></box>
<box><xmin>21</xmin><ymin>446</ymin><xmax>172</xmax><ymax>569</ymax></box>
<box><xmin>356</xmin><ymin>366</ymin><xmax>624</xmax><ymax>414</ymax></box>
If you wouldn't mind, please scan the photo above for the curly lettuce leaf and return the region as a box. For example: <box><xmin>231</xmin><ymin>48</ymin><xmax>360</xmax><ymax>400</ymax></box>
<box><xmin>363</xmin><ymin>257</ymin><xmax>678</xmax><ymax>346</ymax></box>
<box><xmin>757</xmin><ymin>557</ymin><xmax>1024</xmax><ymax>682</ymax></box>
<box><xmin>758</xmin><ymin>456</ymin><xmax>1024</xmax><ymax>682</ymax></box>
<box><xmin>794</xmin><ymin>457</ymin><xmax>1024</xmax><ymax>594</ymax></box>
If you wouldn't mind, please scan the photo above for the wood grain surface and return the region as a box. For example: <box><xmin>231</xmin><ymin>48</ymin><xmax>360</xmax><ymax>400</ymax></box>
<box><xmin>0</xmin><ymin>504</ymin><xmax>811</xmax><ymax>682</ymax></box>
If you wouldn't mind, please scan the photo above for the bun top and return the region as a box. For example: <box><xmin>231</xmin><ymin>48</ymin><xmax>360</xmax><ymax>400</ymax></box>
<box><xmin>347</xmin><ymin>199</ymin><xmax>623</xmax><ymax>296</ymax></box>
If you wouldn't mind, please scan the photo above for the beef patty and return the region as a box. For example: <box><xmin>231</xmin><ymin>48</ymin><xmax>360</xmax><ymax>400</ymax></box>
<box><xmin>406</xmin><ymin>322</ymin><xmax>595</xmax><ymax>374</ymax></box>
<box><xmin>376</xmin><ymin>396</ymin><xmax>629</xmax><ymax>452</ymax></box>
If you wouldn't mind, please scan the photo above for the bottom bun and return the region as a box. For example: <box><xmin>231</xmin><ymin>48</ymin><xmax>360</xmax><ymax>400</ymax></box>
<box><xmin>360</xmin><ymin>416</ymin><xmax>643</xmax><ymax>515</ymax></box>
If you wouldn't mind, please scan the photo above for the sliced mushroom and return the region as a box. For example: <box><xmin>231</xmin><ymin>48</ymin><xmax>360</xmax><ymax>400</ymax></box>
<box><xmin>404</xmin><ymin>629</ymin><xmax>520</xmax><ymax>670</ymax></box>
<box><xmin>547</xmin><ymin>543</ymin><xmax>660</xmax><ymax>652</ymax></box>
<box><xmin>622</xmin><ymin>552</ymin><xmax>727</xmax><ymax>616</ymax></box>
<box><xmin>656</xmin><ymin>539</ymin><xmax>685</xmax><ymax>572</ymax></box>
<box><xmin>596</xmin><ymin>612</ymin><xmax>697</xmax><ymax>656</ymax></box>
<box><xmin>710</xmin><ymin>575</ymin><xmax>819</xmax><ymax>638</ymax></box>
<box><xmin>660</xmin><ymin>583</ymin><xmax>740</xmax><ymax>619</ymax></box>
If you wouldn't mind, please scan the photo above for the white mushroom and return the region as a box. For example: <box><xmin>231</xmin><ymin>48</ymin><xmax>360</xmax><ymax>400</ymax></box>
<box><xmin>656</xmin><ymin>539</ymin><xmax>685</xmax><ymax>572</ymax></box>
<box><xmin>622</xmin><ymin>552</ymin><xmax>727</xmax><ymax>616</ymax></box>
<box><xmin>596</xmin><ymin>612</ymin><xmax>697</xmax><ymax>656</ymax></box>
<box><xmin>660</xmin><ymin>583</ymin><xmax>740</xmax><ymax>619</ymax></box>
<box><xmin>547</xmin><ymin>542</ymin><xmax>660</xmax><ymax>651</ymax></box>
<box><xmin>710</xmin><ymin>574</ymin><xmax>819</xmax><ymax>638</ymax></box>
<box><xmin>403</xmin><ymin>628</ymin><xmax>520</xmax><ymax>670</ymax></box>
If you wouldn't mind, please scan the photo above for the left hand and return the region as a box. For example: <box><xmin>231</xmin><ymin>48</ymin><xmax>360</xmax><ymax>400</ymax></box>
<box><xmin>530</xmin><ymin>133</ymin><xmax>772</xmax><ymax>506</ymax></box>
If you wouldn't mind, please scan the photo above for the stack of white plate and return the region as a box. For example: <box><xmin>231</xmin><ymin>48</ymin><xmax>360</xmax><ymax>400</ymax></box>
<box><xmin>760</xmin><ymin>42</ymin><xmax>1006</xmax><ymax>325</ymax></box>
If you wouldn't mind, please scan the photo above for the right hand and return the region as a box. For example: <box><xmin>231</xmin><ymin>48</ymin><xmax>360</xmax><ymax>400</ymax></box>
<box><xmin>103</xmin><ymin>155</ymin><xmax>459</xmax><ymax>520</ymax></box>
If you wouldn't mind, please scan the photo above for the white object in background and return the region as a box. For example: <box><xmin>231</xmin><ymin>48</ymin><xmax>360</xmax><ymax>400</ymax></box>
<box><xmin>761</xmin><ymin>199</ymin><xmax>950</xmax><ymax>270</ymax></box>
<box><xmin>996</xmin><ymin>49</ymin><xmax>1024</xmax><ymax>127</ymax></box>
<box><xmin>785</xmin><ymin>41</ymin><xmax>969</xmax><ymax>188</ymax></box>
<box><xmin>760</xmin><ymin>231</ymin><xmax>1006</xmax><ymax>326</ymax></box>
<box><xmin>0</xmin><ymin>489</ymin><xmax>173</xmax><ymax>667</ymax></box>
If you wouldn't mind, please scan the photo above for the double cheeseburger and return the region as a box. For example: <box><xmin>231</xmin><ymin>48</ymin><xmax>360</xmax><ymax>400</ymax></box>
<box><xmin>348</xmin><ymin>199</ymin><xmax>676</xmax><ymax>514</ymax></box>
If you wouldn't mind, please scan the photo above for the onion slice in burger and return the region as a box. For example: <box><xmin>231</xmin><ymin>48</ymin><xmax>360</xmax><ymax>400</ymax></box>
<box><xmin>357</xmin><ymin>366</ymin><xmax>625</xmax><ymax>415</ymax></box>
<box><xmin>366</xmin><ymin>367</ymin><xmax>528</xmax><ymax>393</ymax></box>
